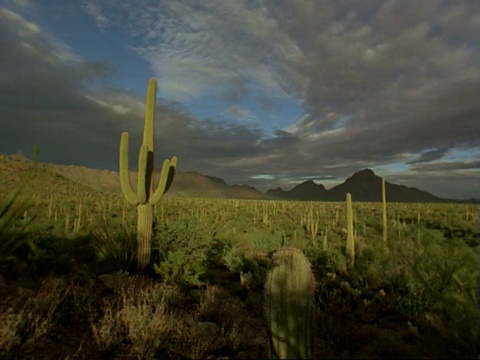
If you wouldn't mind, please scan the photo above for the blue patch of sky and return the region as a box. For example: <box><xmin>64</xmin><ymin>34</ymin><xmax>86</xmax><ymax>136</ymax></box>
<box><xmin>332</xmin><ymin>115</ymin><xmax>352</xmax><ymax>129</ymax></box>
<box><xmin>373</xmin><ymin>163</ymin><xmax>410</xmax><ymax>174</ymax></box>
<box><xmin>182</xmin><ymin>91</ymin><xmax>305</xmax><ymax>137</ymax></box>
<box><xmin>31</xmin><ymin>3</ymin><xmax>308</xmax><ymax>131</ymax></box>
<box><xmin>34</xmin><ymin>3</ymin><xmax>152</xmax><ymax>96</ymax></box>
<box><xmin>301</xmin><ymin>175</ymin><xmax>334</xmax><ymax>180</ymax></box>
<box><xmin>444</xmin><ymin>148</ymin><xmax>480</xmax><ymax>161</ymax></box>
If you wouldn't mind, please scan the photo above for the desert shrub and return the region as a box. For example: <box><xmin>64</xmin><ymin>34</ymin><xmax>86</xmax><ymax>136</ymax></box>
<box><xmin>166</xmin><ymin>285</ymin><xmax>251</xmax><ymax>359</ymax></box>
<box><xmin>90</xmin><ymin>218</ymin><xmax>137</xmax><ymax>273</ymax></box>
<box><xmin>154</xmin><ymin>247</ymin><xmax>207</xmax><ymax>286</ymax></box>
<box><xmin>354</xmin><ymin>238</ymin><xmax>391</xmax><ymax>289</ymax></box>
<box><xmin>385</xmin><ymin>229</ymin><xmax>480</xmax><ymax>352</ymax></box>
<box><xmin>28</xmin><ymin>235</ymin><xmax>75</xmax><ymax>275</ymax></box>
<box><xmin>230</xmin><ymin>230</ymin><xmax>284</xmax><ymax>254</ymax></box>
<box><xmin>222</xmin><ymin>245</ymin><xmax>247</xmax><ymax>273</ymax></box>
<box><xmin>0</xmin><ymin>277</ymin><xmax>69</xmax><ymax>356</ymax></box>
<box><xmin>151</xmin><ymin>220</ymin><xmax>211</xmax><ymax>287</ymax></box>
<box><xmin>0</xmin><ymin>191</ymin><xmax>35</xmax><ymax>264</ymax></box>
<box><xmin>91</xmin><ymin>277</ymin><xmax>174</xmax><ymax>358</ymax></box>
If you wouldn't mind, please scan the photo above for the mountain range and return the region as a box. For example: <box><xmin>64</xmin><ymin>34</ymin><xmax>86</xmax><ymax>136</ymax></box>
<box><xmin>1</xmin><ymin>154</ymin><xmax>478</xmax><ymax>203</ymax></box>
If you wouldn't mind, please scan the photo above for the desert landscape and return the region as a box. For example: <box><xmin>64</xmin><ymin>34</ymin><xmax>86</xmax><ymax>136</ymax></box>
<box><xmin>0</xmin><ymin>153</ymin><xmax>478</xmax><ymax>359</ymax></box>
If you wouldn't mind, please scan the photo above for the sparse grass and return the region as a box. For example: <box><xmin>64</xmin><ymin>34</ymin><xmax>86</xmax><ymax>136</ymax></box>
<box><xmin>90</xmin><ymin>219</ymin><xmax>138</xmax><ymax>273</ymax></box>
<box><xmin>0</xmin><ymin>278</ymin><xmax>70</xmax><ymax>357</ymax></box>
<box><xmin>0</xmin><ymin>186</ymin><xmax>36</xmax><ymax>265</ymax></box>
<box><xmin>90</xmin><ymin>279</ymin><xmax>173</xmax><ymax>359</ymax></box>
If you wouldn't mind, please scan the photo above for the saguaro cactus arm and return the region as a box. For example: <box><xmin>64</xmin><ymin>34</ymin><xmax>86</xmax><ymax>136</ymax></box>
<box><xmin>150</xmin><ymin>156</ymin><xmax>177</xmax><ymax>204</ymax></box>
<box><xmin>165</xmin><ymin>156</ymin><xmax>177</xmax><ymax>193</ymax></box>
<box><xmin>119</xmin><ymin>132</ymin><xmax>140</xmax><ymax>206</ymax></box>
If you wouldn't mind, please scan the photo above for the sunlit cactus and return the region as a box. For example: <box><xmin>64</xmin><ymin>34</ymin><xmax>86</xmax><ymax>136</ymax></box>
<box><xmin>382</xmin><ymin>177</ymin><xmax>387</xmax><ymax>243</ymax></box>
<box><xmin>346</xmin><ymin>192</ymin><xmax>355</xmax><ymax>268</ymax></box>
<box><xmin>265</xmin><ymin>247</ymin><xmax>315</xmax><ymax>359</ymax></box>
<box><xmin>119</xmin><ymin>78</ymin><xmax>177</xmax><ymax>269</ymax></box>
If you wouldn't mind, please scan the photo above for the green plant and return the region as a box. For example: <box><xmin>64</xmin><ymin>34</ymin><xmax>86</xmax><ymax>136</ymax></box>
<box><xmin>264</xmin><ymin>246</ymin><xmax>315</xmax><ymax>359</ymax></box>
<box><xmin>119</xmin><ymin>78</ymin><xmax>177</xmax><ymax>270</ymax></box>
<box><xmin>154</xmin><ymin>247</ymin><xmax>207</xmax><ymax>287</ymax></box>
<box><xmin>222</xmin><ymin>245</ymin><xmax>245</xmax><ymax>274</ymax></box>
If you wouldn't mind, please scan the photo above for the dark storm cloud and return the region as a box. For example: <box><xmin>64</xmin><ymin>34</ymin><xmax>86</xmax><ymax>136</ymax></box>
<box><xmin>2</xmin><ymin>1</ymin><xmax>480</xmax><ymax>199</ymax></box>
<box><xmin>84</xmin><ymin>0</ymin><xmax>480</xmax><ymax>196</ymax></box>
<box><xmin>410</xmin><ymin>160</ymin><xmax>480</xmax><ymax>172</ymax></box>
<box><xmin>0</xmin><ymin>6</ymin><xmax>268</xmax><ymax>179</ymax></box>
<box><xmin>259</xmin><ymin>0</ymin><xmax>480</xmax><ymax>197</ymax></box>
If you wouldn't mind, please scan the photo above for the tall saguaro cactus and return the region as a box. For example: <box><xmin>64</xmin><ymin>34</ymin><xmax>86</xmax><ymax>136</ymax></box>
<box><xmin>382</xmin><ymin>177</ymin><xmax>387</xmax><ymax>243</ymax></box>
<box><xmin>265</xmin><ymin>247</ymin><xmax>315</xmax><ymax>359</ymax></box>
<box><xmin>119</xmin><ymin>78</ymin><xmax>177</xmax><ymax>269</ymax></box>
<box><xmin>346</xmin><ymin>192</ymin><xmax>355</xmax><ymax>268</ymax></box>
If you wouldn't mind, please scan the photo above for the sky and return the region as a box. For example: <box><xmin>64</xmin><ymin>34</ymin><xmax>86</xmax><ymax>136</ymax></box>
<box><xmin>1</xmin><ymin>0</ymin><xmax>479</xmax><ymax>200</ymax></box>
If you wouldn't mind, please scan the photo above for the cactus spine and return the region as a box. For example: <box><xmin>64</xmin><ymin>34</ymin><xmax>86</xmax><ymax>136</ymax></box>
<box><xmin>119</xmin><ymin>78</ymin><xmax>177</xmax><ymax>269</ymax></box>
<box><xmin>265</xmin><ymin>247</ymin><xmax>315</xmax><ymax>359</ymax></box>
<box><xmin>346</xmin><ymin>192</ymin><xmax>355</xmax><ymax>268</ymax></box>
<box><xmin>382</xmin><ymin>177</ymin><xmax>387</xmax><ymax>243</ymax></box>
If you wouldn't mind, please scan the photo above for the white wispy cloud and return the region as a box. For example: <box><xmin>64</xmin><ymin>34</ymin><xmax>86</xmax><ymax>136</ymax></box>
<box><xmin>99</xmin><ymin>0</ymin><xmax>302</xmax><ymax>102</ymax></box>
<box><xmin>82</xmin><ymin>1</ymin><xmax>109</xmax><ymax>31</ymax></box>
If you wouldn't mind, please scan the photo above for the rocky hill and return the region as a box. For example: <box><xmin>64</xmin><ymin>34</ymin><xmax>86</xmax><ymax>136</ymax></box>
<box><xmin>1</xmin><ymin>154</ymin><xmax>477</xmax><ymax>203</ymax></box>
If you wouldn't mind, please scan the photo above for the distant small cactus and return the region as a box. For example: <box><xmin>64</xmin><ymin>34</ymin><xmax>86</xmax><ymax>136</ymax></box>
<box><xmin>240</xmin><ymin>270</ymin><xmax>253</xmax><ymax>290</ymax></box>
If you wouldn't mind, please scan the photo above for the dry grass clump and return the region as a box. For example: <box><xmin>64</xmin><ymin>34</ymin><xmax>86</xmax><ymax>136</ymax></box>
<box><xmin>0</xmin><ymin>277</ymin><xmax>70</xmax><ymax>355</ymax></box>
<box><xmin>168</xmin><ymin>284</ymin><xmax>257</xmax><ymax>358</ymax></box>
<box><xmin>90</xmin><ymin>275</ymin><xmax>178</xmax><ymax>358</ymax></box>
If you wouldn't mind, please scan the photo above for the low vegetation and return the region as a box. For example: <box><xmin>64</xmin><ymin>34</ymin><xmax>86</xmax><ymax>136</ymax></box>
<box><xmin>0</xmin><ymin>159</ymin><xmax>479</xmax><ymax>359</ymax></box>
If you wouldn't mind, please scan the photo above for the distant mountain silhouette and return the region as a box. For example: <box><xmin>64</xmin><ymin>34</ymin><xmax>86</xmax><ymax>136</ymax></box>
<box><xmin>267</xmin><ymin>180</ymin><xmax>328</xmax><ymax>200</ymax></box>
<box><xmin>1</xmin><ymin>154</ymin><xmax>478</xmax><ymax>203</ymax></box>
<box><xmin>326</xmin><ymin>169</ymin><xmax>445</xmax><ymax>202</ymax></box>
<box><xmin>267</xmin><ymin>168</ymin><xmax>479</xmax><ymax>203</ymax></box>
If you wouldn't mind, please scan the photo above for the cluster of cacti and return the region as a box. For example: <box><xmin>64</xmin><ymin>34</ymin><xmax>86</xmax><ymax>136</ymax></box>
<box><xmin>305</xmin><ymin>209</ymin><xmax>319</xmax><ymax>240</ymax></box>
<box><xmin>264</xmin><ymin>246</ymin><xmax>315</xmax><ymax>359</ymax></box>
<box><xmin>346</xmin><ymin>192</ymin><xmax>355</xmax><ymax>268</ymax></box>
<box><xmin>119</xmin><ymin>78</ymin><xmax>177</xmax><ymax>269</ymax></box>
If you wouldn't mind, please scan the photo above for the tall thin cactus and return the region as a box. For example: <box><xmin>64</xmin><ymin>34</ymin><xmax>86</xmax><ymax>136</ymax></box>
<box><xmin>346</xmin><ymin>192</ymin><xmax>355</xmax><ymax>268</ymax></box>
<box><xmin>382</xmin><ymin>177</ymin><xmax>387</xmax><ymax>243</ymax></box>
<box><xmin>119</xmin><ymin>78</ymin><xmax>177</xmax><ymax>270</ymax></box>
<box><xmin>265</xmin><ymin>247</ymin><xmax>315</xmax><ymax>359</ymax></box>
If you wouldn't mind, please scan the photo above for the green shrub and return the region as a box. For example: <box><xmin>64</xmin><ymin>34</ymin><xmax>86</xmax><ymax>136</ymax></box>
<box><xmin>152</xmin><ymin>220</ymin><xmax>210</xmax><ymax>287</ymax></box>
<box><xmin>154</xmin><ymin>247</ymin><xmax>207</xmax><ymax>287</ymax></box>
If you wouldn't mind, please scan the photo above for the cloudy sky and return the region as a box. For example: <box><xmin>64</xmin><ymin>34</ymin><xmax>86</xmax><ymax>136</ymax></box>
<box><xmin>1</xmin><ymin>0</ymin><xmax>479</xmax><ymax>199</ymax></box>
